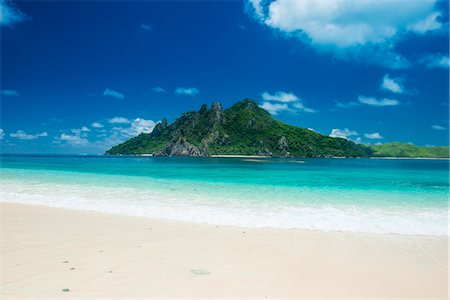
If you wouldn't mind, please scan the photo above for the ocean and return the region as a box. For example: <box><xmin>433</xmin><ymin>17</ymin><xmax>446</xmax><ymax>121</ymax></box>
<box><xmin>1</xmin><ymin>155</ymin><xmax>448</xmax><ymax>236</ymax></box>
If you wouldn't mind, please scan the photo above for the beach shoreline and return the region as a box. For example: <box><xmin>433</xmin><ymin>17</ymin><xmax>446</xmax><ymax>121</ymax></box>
<box><xmin>136</xmin><ymin>154</ymin><xmax>449</xmax><ymax>160</ymax></box>
<box><xmin>1</xmin><ymin>202</ymin><xmax>448</xmax><ymax>299</ymax></box>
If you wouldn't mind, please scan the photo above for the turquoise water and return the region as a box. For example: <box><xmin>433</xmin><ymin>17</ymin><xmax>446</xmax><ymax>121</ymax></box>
<box><xmin>1</xmin><ymin>155</ymin><xmax>448</xmax><ymax>235</ymax></box>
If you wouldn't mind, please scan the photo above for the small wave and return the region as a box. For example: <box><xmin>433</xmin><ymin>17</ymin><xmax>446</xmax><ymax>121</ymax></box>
<box><xmin>1</xmin><ymin>179</ymin><xmax>447</xmax><ymax>237</ymax></box>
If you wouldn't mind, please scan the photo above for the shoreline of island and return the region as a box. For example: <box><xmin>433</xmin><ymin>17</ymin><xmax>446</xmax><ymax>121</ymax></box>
<box><xmin>134</xmin><ymin>153</ymin><xmax>449</xmax><ymax>160</ymax></box>
<box><xmin>1</xmin><ymin>202</ymin><xmax>448</xmax><ymax>298</ymax></box>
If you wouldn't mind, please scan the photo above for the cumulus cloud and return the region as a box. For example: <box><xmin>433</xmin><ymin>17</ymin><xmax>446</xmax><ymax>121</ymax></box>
<box><xmin>419</xmin><ymin>54</ymin><xmax>450</xmax><ymax>69</ymax></box>
<box><xmin>53</xmin><ymin>116</ymin><xmax>157</xmax><ymax>151</ymax></box>
<box><xmin>103</xmin><ymin>88</ymin><xmax>124</xmax><ymax>99</ymax></box>
<box><xmin>358</xmin><ymin>96</ymin><xmax>400</xmax><ymax>107</ymax></box>
<box><xmin>381</xmin><ymin>74</ymin><xmax>404</xmax><ymax>94</ymax></box>
<box><xmin>364</xmin><ymin>132</ymin><xmax>383</xmax><ymax>139</ymax></box>
<box><xmin>91</xmin><ymin>122</ymin><xmax>104</xmax><ymax>128</ymax></box>
<box><xmin>130</xmin><ymin>118</ymin><xmax>156</xmax><ymax>135</ymax></box>
<box><xmin>431</xmin><ymin>125</ymin><xmax>446</xmax><ymax>130</ymax></box>
<box><xmin>152</xmin><ymin>86</ymin><xmax>166</xmax><ymax>93</ymax></box>
<box><xmin>260</xmin><ymin>90</ymin><xmax>316</xmax><ymax>114</ymax></box>
<box><xmin>94</xmin><ymin>117</ymin><xmax>157</xmax><ymax>150</ymax></box>
<box><xmin>10</xmin><ymin>130</ymin><xmax>48</xmax><ymax>140</ymax></box>
<box><xmin>407</xmin><ymin>12</ymin><xmax>442</xmax><ymax>34</ymax></box>
<box><xmin>247</xmin><ymin>0</ymin><xmax>443</xmax><ymax>68</ymax></box>
<box><xmin>261</xmin><ymin>91</ymin><xmax>298</xmax><ymax>102</ymax></box>
<box><xmin>57</xmin><ymin>133</ymin><xmax>89</xmax><ymax>145</ymax></box>
<box><xmin>329</xmin><ymin>128</ymin><xmax>358</xmax><ymax>140</ymax></box>
<box><xmin>111</xmin><ymin>118</ymin><xmax>156</xmax><ymax>137</ymax></box>
<box><xmin>175</xmin><ymin>87</ymin><xmax>199</xmax><ymax>96</ymax></box>
<box><xmin>108</xmin><ymin>117</ymin><xmax>131</xmax><ymax>124</ymax></box>
<box><xmin>1</xmin><ymin>89</ymin><xmax>19</xmax><ymax>96</ymax></box>
<box><xmin>0</xmin><ymin>129</ymin><xmax>4</xmax><ymax>140</ymax></box>
<box><xmin>292</xmin><ymin>102</ymin><xmax>317</xmax><ymax>113</ymax></box>
<box><xmin>0</xmin><ymin>0</ymin><xmax>28</xmax><ymax>27</ymax></box>
<box><xmin>259</xmin><ymin>102</ymin><xmax>289</xmax><ymax>115</ymax></box>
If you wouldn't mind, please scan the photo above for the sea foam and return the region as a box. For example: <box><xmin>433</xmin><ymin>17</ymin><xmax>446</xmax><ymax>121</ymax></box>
<box><xmin>1</xmin><ymin>177</ymin><xmax>448</xmax><ymax>236</ymax></box>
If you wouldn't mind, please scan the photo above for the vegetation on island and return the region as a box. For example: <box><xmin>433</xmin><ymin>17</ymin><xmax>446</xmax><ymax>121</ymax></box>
<box><xmin>106</xmin><ymin>99</ymin><xmax>449</xmax><ymax>158</ymax></box>
<box><xmin>369</xmin><ymin>142</ymin><xmax>449</xmax><ymax>158</ymax></box>
<box><xmin>106</xmin><ymin>99</ymin><xmax>370</xmax><ymax>157</ymax></box>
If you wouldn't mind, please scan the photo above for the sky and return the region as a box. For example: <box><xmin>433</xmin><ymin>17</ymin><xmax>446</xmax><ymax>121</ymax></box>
<box><xmin>1</xmin><ymin>0</ymin><xmax>449</xmax><ymax>154</ymax></box>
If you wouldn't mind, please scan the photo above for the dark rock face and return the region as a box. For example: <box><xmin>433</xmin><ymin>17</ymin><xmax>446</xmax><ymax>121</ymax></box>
<box><xmin>150</xmin><ymin>118</ymin><xmax>168</xmax><ymax>138</ymax></box>
<box><xmin>154</xmin><ymin>137</ymin><xmax>207</xmax><ymax>156</ymax></box>
<box><xmin>209</xmin><ymin>102</ymin><xmax>224</xmax><ymax>126</ymax></box>
<box><xmin>277</xmin><ymin>136</ymin><xmax>290</xmax><ymax>157</ymax></box>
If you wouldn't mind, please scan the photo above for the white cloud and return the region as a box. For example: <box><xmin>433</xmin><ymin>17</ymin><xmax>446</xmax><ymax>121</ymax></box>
<box><xmin>431</xmin><ymin>125</ymin><xmax>446</xmax><ymax>130</ymax></box>
<box><xmin>364</xmin><ymin>132</ymin><xmax>383</xmax><ymax>139</ymax></box>
<box><xmin>260</xmin><ymin>90</ymin><xmax>316</xmax><ymax>114</ymax></box>
<box><xmin>1</xmin><ymin>89</ymin><xmax>19</xmax><ymax>96</ymax></box>
<box><xmin>140</xmin><ymin>23</ymin><xmax>152</xmax><ymax>31</ymax></box>
<box><xmin>94</xmin><ymin>117</ymin><xmax>157</xmax><ymax>150</ymax></box>
<box><xmin>51</xmin><ymin>116</ymin><xmax>157</xmax><ymax>152</ymax></box>
<box><xmin>175</xmin><ymin>87</ymin><xmax>199</xmax><ymax>96</ymax></box>
<box><xmin>358</xmin><ymin>96</ymin><xmax>400</xmax><ymax>107</ymax></box>
<box><xmin>152</xmin><ymin>86</ymin><xmax>166</xmax><ymax>93</ymax></box>
<box><xmin>10</xmin><ymin>130</ymin><xmax>48</xmax><ymax>140</ymax></box>
<box><xmin>292</xmin><ymin>102</ymin><xmax>317</xmax><ymax>113</ymax></box>
<box><xmin>247</xmin><ymin>0</ymin><xmax>443</xmax><ymax>68</ymax></box>
<box><xmin>0</xmin><ymin>0</ymin><xmax>27</xmax><ymax>27</ymax></box>
<box><xmin>248</xmin><ymin>0</ymin><xmax>264</xmax><ymax>19</ymax></box>
<box><xmin>381</xmin><ymin>74</ymin><xmax>404</xmax><ymax>94</ymax></box>
<box><xmin>329</xmin><ymin>128</ymin><xmax>359</xmax><ymax>140</ymax></box>
<box><xmin>58</xmin><ymin>133</ymin><xmax>89</xmax><ymax>145</ymax></box>
<box><xmin>108</xmin><ymin>117</ymin><xmax>131</xmax><ymax>124</ymax></box>
<box><xmin>261</xmin><ymin>91</ymin><xmax>298</xmax><ymax>102</ymax></box>
<box><xmin>408</xmin><ymin>12</ymin><xmax>442</xmax><ymax>34</ymax></box>
<box><xmin>0</xmin><ymin>129</ymin><xmax>4</xmax><ymax>140</ymax></box>
<box><xmin>69</xmin><ymin>128</ymin><xmax>88</xmax><ymax>136</ymax></box>
<box><xmin>419</xmin><ymin>54</ymin><xmax>450</xmax><ymax>69</ymax></box>
<box><xmin>259</xmin><ymin>102</ymin><xmax>289</xmax><ymax>115</ymax></box>
<box><xmin>130</xmin><ymin>118</ymin><xmax>156</xmax><ymax>135</ymax></box>
<box><xmin>91</xmin><ymin>122</ymin><xmax>104</xmax><ymax>128</ymax></box>
<box><xmin>103</xmin><ymin>88</ymin><xmax>124</xmax><ymax>99</ymax></box>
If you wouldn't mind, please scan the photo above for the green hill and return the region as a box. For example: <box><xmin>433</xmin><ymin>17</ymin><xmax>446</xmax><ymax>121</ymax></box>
<box><xmin>106</xmin><ymin>99</ymin><xmax>370</xmax><ymax>157</ymax></box>
<box><xmin>369</xmin><ymin>142</ymin><xmax>449</xmax><ymax>158</ymax></box>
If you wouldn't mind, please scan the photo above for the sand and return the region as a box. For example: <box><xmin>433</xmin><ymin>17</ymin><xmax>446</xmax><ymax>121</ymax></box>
<box><xmin>1</xmin><ymin>202</ymin><xmax>448</xmax><ymax>299</ymax></box>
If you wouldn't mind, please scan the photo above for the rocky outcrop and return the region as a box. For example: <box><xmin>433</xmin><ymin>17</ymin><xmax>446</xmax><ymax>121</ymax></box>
<box><xmin>209</xmin><ymin>102</ymin><xmax>224</xmax><ymax>126</ymax></box>
<box><xmin>150</xmin><ymin>118</ymin><xmax>168</xmax><ymax>138</ymax></box>
<box><xmin>277</xmin><ymin>136</ymin><xmax>290</xmax><ymax>157</ymax></box>
<box><xmin>154</xmin><ymin>137</ymin><xmax>207</xmax><ymax>156</ymax></box>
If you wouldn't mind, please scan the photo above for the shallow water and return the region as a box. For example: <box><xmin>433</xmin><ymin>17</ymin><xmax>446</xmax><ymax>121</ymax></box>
<box><xmin>1</xmin><ymin>155</ymin><xmax>448</xmax><ymax>236</ymax></box>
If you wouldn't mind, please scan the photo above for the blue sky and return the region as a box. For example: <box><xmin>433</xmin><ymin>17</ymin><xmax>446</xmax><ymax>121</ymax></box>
<box><xmin>1</xmin><ymin>0</ymin><xmax>449</xmax><ymax>154</ymax></box>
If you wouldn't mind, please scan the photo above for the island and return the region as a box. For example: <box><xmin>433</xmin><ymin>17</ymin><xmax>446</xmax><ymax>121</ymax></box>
<box><xmin>106</xmin><ymin>99</ymin><xmax>449</xmax><ymax>158</ymax></box>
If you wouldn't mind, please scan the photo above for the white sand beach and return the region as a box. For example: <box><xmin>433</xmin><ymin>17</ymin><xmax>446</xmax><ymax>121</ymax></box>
<box><xmin>1</xmin><ymin>202</ymin><xmax>448</xmax><ymax>299</ymax></box>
